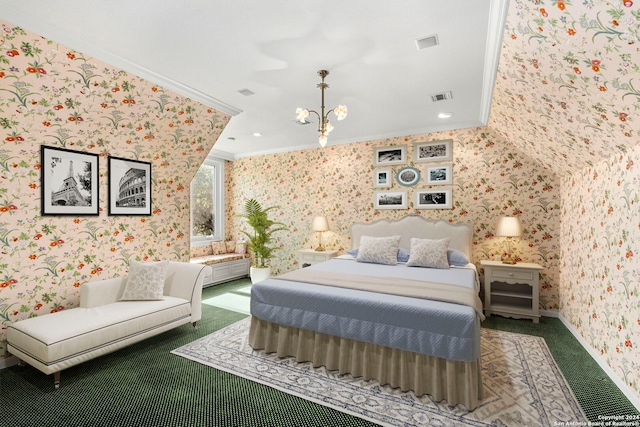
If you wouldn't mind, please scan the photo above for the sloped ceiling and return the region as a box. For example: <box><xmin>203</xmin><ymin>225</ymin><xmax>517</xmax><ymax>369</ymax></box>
<box><xmin>0</xmin><ymin>1</ymin><xmax>637</xmax><ymax>174</ymax></box>
<box><xmin>0</xmin><ymin>0</ymin><xmax>508</xmax><ymax>158</ymax></box>
<box><xmin>489</xmin><ymin>1</ymin><xmax>640</xmax><ymax>176</ymax></box>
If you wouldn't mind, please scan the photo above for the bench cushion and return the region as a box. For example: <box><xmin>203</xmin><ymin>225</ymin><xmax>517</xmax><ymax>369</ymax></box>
<box><xmin>7</xmin><ymin>296</ymin><xmax>190</xmax><ymax>372</ymax></box>
<box><xmin>190</xmin><ymin>253</ymin><xmax>247</xmax><ymax>265</ymax></box>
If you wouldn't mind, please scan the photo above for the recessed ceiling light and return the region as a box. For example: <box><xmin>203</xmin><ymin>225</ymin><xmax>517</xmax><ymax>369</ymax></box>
<box><xmin>238</xmin><ymin>88</ymin><xmax>255</xmax><ymax>96</ymax></box>
<box><xmin>252</xmin><ymin>132</ymin><xmax>262</xmax><ymax>137</ymax></box>
<box><xmin>438</xmin><ymin>112</ymin><xmax>453</xmax><ymax>119</ymax></box>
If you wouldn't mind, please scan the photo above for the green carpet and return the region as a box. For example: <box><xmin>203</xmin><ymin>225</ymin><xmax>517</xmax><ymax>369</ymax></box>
<box><xmin>1</xmin><ymin>278</ymin><xmax>638</xmax><ymax>426</ymax></box>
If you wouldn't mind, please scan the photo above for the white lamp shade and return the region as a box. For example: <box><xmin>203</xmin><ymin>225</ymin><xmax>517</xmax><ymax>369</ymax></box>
<box><xmin>311</xmin><ymin>216</ymin><xmax>329</xmax><ymax>232</ymax></box>
<box><xmin>496</xmin><ymin>216</ymin><xmax>522</xmax><ymax>237</ymax></box>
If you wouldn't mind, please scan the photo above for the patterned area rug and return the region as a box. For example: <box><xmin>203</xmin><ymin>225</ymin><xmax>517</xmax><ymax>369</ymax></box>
<box><xmin>172</xmin><ymin>318</ymin><xmax>587</xmax><ymax>426</ymax></box>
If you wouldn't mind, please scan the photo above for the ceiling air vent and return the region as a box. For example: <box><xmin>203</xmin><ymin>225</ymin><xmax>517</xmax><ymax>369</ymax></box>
<box><xmin>430</xmin><ymin>91</ymin><xmax>452</xmax><ymax>102</ymax></box>
<box><xmin>415</xmin><ymin>34</ymin><xmax>439</xmax><ymax>50</ymax></box>
<box><xmin>237</xmin><ymin>88</ymin><xmax>255</xmax><ymax>96</ymax></box>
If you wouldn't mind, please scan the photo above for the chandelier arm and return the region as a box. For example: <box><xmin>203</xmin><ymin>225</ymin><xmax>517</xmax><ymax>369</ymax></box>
<box><xmin>325</xmin><ymin>107</ymin><xmax>341</xmax><ymax>120</ymax></box>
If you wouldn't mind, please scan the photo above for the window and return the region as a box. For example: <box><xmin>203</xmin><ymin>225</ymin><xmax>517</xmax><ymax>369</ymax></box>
<box><xmin>191</xmin><ymin>157</ymin><xmax>224</xmax><ymax>243</ymax></box>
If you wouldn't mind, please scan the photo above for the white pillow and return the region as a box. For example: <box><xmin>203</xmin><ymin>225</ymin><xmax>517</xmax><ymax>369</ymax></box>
<box><xmin>355</xmin><ymin>235</ymin><xmax>401</xmax><ymax>265</ymax></box>
<box><xmin>120</xmin><ymin>260</ymin><xmax>169</xmax><ymax>301</ymax></box>
<box><xmin>406</xmin><ymin>238</ymin><xmax>450</xmax><ymax>269</ymax></box>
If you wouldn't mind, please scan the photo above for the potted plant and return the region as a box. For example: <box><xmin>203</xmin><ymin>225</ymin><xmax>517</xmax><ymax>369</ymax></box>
<box><xmin>237</xmin><ymin>198</ymin><xmax>288</xmax><ymax>283</ymax></box>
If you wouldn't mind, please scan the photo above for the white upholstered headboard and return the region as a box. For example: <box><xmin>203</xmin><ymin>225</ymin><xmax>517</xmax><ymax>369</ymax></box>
<box><xmin>349</xmin><ymin>216</ymin><xmax>474</xmax><ymax>261</ymax></box>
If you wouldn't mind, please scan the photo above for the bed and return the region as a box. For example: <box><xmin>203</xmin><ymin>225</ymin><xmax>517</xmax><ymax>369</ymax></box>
<box><xmin>248</xmin><ymin>215</ymin><xmax>484</xmax><ymax>409</ymax></box>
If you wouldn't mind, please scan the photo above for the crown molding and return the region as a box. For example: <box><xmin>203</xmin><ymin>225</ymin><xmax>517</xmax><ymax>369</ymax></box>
<box><xmin>479</xmin><ymin>0</ymin><xmax>510</xmax><ymax>125</ymax></box>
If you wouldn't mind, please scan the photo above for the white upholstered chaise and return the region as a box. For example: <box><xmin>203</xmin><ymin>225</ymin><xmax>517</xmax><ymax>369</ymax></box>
<box><xmin>7</xmin><ymin>261</ymin><xmax>210</xmax><ymax>388</ymax></box>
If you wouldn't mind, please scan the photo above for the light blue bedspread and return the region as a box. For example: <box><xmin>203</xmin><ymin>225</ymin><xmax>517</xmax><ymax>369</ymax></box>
<box><xmin>250</xmin><ymin>257</ymin><xmax>481</xmax><ymax>362</ymax></box>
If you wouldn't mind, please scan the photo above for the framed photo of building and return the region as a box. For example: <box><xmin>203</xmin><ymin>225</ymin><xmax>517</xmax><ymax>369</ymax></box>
<box><xmin>374</xmin><ymin>190</ymin><xmax>407</xmax><ymax>209</ymax></box>
<box><xmin>415</xmin><ymin>187</ymin><xmax>452</xmax><ymax>209</ymax></box>
<box><xmin>373</xmin><ymin>168</ymin><xmax>392</xmax><ymax>188</ymax></box>
<box><xmin>374</xmin><ymin>146</ymin><xmax>406</xmax><ymax>166</ymax></box>
<box><xmin>41</xmin><ymin>145</ymin><xmax>99</xmax><ymax>216</ymax></box>
<box><xmin>414</xmin><ymin>139</ymin><xmax>452</xmax><ymax>163</ymax></box>
<box><xmin>425</xmin><ymin>164</ymin><xmax>452</xmax><ymax>185</ymax></box>
<box><xmin>108</xmin><ymin>156</ymin><xmax>152</xmax><ymax>216</ymax></box>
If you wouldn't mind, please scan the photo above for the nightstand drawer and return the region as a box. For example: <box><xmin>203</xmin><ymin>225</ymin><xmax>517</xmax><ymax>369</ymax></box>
<box><xmin>300</xmin><ymin>253</ymin><xmax>329</xmax><ymax>263</ymax></box>
<box><xmin>490</xmin><ymin>269</ymin><xmax>534</xmax><ymax>281</ymax></box>
<box><xmin>298</xmin><ymin>249</ymin><xmax>338</xmax><ymax>267</ymax></box>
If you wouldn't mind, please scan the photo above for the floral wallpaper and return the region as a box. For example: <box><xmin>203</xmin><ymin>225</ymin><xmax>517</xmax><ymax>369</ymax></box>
<box><xmin>228</xmin><ymin>127</ymin><xmax>561</xmax><ymax>307</ymax></box>
<box><xmin>489</xmin><ymin>1</ymin><xmax>640</xmax><ymax>398</ymax></box>
<box><xmin>560</xmin><ymin>148</ymin><xmax>640</xmax><ymax>394</ymax></box>
<box><xmin>0</xmin><ymin>21</ymin><xmax>230</xmax><ymax>355</ymax></box>
<box><xmin>490</xmin><ymin>0</ymin><xmax>639</xmax><ymax>175</ymax></box>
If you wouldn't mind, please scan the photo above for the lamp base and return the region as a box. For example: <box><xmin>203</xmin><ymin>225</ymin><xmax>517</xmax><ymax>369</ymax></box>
<box><xmin>502</xmin><ymin>256</ymin><xmax>517</xmax><ymax>265</ymax></box>
<box><xmin>315</xmin><ymin>245</ymin><xmax>325</xmax><ymax>252</ymax></box>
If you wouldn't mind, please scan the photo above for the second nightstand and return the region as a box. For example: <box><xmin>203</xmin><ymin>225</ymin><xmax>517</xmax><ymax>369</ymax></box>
<box><xmin>480</xmin><ymin>260</ymin><xmax>543</xmax><ymax>323</ymax></box>
<box><xmin>298</xmin><ymin>249</ymin><xmax>338</xmax><ymax>268</ymax></box>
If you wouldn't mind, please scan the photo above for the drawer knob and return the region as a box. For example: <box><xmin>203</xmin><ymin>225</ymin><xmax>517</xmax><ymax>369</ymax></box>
<box><xmin>508</xmin><ymin>273</ymin><xmax>514</xmax><ymax>277</ymax></box>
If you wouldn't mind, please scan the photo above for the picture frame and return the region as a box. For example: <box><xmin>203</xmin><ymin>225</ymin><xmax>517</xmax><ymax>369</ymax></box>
<box><xmin>414</xmin><ymin>187</ymin><xmax>452</xmax><ymax>210</ymax></box>
<box><xmin>108</xmin><ymin>156</ymin><xmax>152</xmax><ymax>216</ymax></box>
<box><xmin>374</xmin><ymin>146</ymin><xmax>406</xmax><ymax>166</ymax></box>
<box><xmin>425</xmin><ymin>163</ymin><xmax>452</xmax><ymax>185</ymax></box>
<box><xmin>373</xmin><ymin>168</ymin><xmax>392</xmax><ymax>188</ymax></box>
<box><xmin>40</xmin><ymin>145</ymin><xmax>99</xmax><ymax>216</ymax></box>
<box><xmin>414</xmin><ymin>139</ymin><xmax>453</xmax><ymax>163</ymax></box>
<box><xmin>374</xmin><ymin>190</ymin><xmax>407</xmax><ymax>209</ymax></box>
<box><xmin>396</xmin><ymin>166</ymin><xmax>421</xmax><ymax>187</ymax></box>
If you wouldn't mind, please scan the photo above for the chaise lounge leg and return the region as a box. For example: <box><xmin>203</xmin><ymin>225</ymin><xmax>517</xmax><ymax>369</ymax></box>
<box><xmin>192</xmin><ymin>321</ymin><xmax>197</xmax><ymax>328</ymax></box>
<box><xmin>17</xmin><ymin>359</ymin><xmax>25</xmax><ymax>367</ymax></box>
<box><xmin>53</xmin><ymin>371</ymin><xmax>60</xmax><ymax>389</ymax></box>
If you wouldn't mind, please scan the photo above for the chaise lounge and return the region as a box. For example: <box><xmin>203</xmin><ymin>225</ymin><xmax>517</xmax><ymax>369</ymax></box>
<box><xmin>6</xmin><ymin>261</ymin><xmax>210</xmax><ymax>388</ymax></box>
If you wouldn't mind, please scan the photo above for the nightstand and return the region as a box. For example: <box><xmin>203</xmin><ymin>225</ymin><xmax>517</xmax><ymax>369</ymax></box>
<box><xmin>480</xmin><ymin>260</ymin><xmax>543</xmax><ymax>323</ymax></box>
<box><xmin>298</xmin><ymin>249</ymin><xmax>338</xmax><ymax>268</ymax></box>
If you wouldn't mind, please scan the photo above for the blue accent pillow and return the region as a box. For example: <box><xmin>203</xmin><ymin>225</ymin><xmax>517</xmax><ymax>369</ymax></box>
<box><xmin>348</xmin><ymin>247</ymin><xmax>410</xmax><ymax>262</ymax></box>
<box><xmin>447</xmin><ymin>249</ymin><xmax>469</xmax><ymax>266</ymax></box>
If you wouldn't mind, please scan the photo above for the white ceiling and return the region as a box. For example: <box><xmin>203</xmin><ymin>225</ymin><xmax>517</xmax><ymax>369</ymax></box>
<box><xmin>0</xmin><ymin>0</ymin><xmax>509</xmax><ymax>158</ymax></box>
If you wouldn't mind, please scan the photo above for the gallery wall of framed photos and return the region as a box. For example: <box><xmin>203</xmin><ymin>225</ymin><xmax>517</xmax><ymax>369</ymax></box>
<box><xmin>372</xmin><ymin>139</ymin><xmax>453</xmax><ymax>210</ymax></box>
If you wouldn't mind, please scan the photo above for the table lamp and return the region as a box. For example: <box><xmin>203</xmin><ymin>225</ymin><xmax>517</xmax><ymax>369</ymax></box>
<box><xmin>496</xmin><ymin>215</ymin><xmax>522</xmax><ymax>264</ymax></box>
<box><xmin>311</xmin><ymin>216</ymin><xmax>329</xmax><ymax>251</ymax></box>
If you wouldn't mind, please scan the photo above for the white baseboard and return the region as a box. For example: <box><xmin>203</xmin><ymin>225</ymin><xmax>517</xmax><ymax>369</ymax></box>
<box><xmin>540</xmin><ymin>309</ymin><xmax>559</xmax><ymax>318</ymax></box>
<box><xmin>557</xmin><ymin>312</ymin><xmax>640</xmax><ymax>411</ymax></box>
<box><xmin>0</xmin><ymin>355</ymin><xmax>18</xmax><ymax>369</ymax></box>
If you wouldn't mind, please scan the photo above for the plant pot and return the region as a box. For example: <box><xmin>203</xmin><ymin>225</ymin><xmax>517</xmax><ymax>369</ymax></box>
<box><xmin>250</xmin><ymin>266</ymin><xmax>271</xmax><ymax>284</ymax></box>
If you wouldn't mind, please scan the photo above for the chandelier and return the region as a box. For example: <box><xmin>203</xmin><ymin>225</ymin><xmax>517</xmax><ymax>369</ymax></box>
<box><xmin>296</xmin><ymin>70</ymin><xmax>347</xmax><ymax>147</ymax></box>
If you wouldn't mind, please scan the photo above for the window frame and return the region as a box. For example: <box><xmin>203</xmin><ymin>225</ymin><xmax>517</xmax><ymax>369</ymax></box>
<box><xmin>190</xmin><ymin>156</ymin><xmax>225</xmax><ymax>245</ymax></box>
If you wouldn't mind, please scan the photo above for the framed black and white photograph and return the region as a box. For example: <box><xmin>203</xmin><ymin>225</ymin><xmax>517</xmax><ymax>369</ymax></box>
<box><xmin>374</xmin><ymin>190</ymin><xmax>407</xmax><ymax>209</ymax></box>
<box><xmin>373</xmin><ymin>168</ymin><xmax>392</xmax><ymax>188</ymax></box>
<box><xmin>415</xmin><ymin>188</ymin><xmax>452</xmax><ymax>210</ymax></box>
<box><xmin>41</xmin><ymin>145</ymin><xmax>99</xmax><ymax>216</ymax></box>
<box><xmin>374</xmin><ymin>146</ymin><xmax>406</xmax><ymax>166</ymax></box>
<box><xmin>108</xmin><ymin>156</ymin><xmax>152</xmax><ymax>216</ymax></box>
<box><xmin>425</xmin><ymin>164</ymin><xmax>452</xmax><ymax>185</ymax></box>
<box><xmin>414</xmin><ymin>140</ymin><xmax>452</xmax><ymax>163</ymax></box>
<box><xmin>396</xmin><ymin>166</ymin><xmax>421</xmax><ymax>187</ymax></box>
